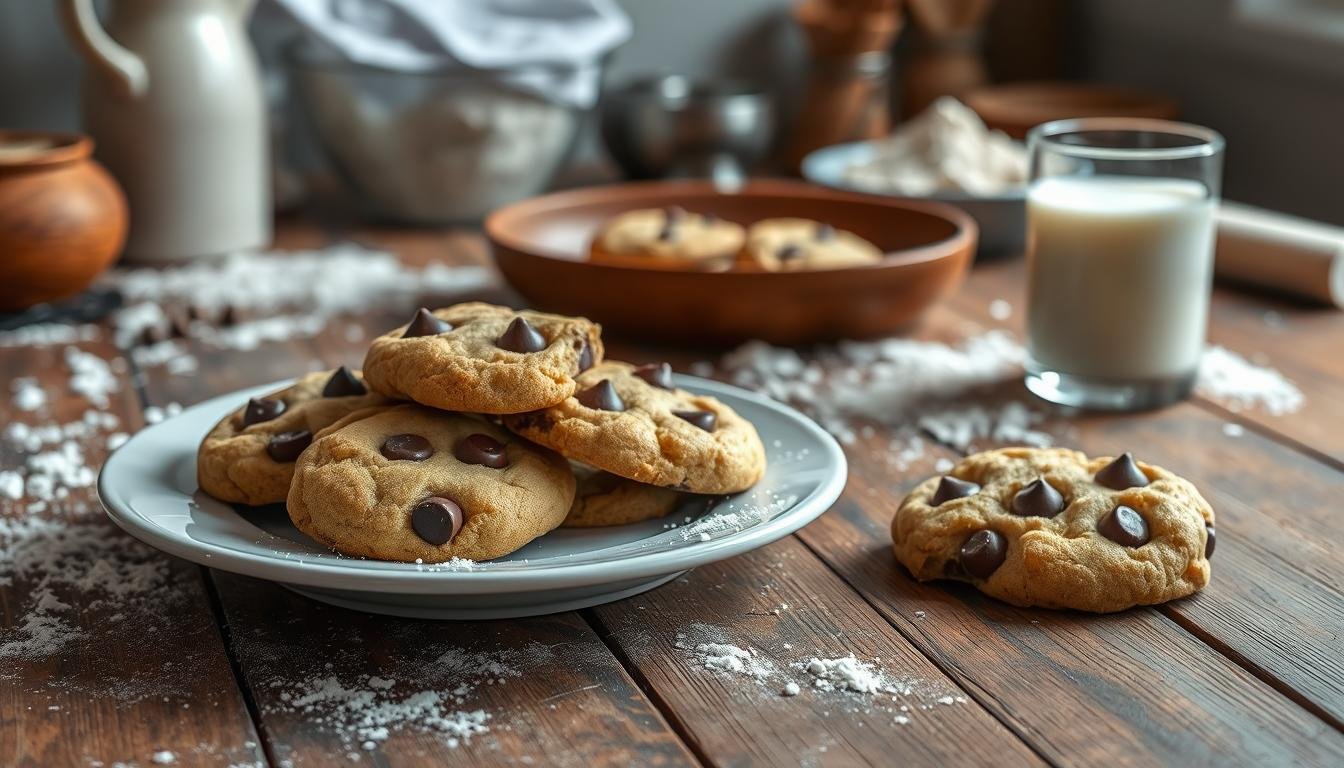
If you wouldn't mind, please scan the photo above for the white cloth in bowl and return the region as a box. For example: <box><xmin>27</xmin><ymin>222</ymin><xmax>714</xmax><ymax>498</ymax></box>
<box><xmin>271</xmin><ymin>0</ymin><xmax>631</xmax><ymax>106</ymax></box>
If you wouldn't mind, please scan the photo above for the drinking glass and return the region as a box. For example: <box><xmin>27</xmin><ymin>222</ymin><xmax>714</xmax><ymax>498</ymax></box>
<box><xmin>1023</xmin><ymin>118</ymin><xmax>1225</xmax><ymax>410</ymax></box>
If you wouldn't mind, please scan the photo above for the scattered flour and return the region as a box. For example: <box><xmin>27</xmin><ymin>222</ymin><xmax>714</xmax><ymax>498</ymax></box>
<box><xmin>64</xmin><ymin>347</ymin><xmax>120</xmax><ymax>408</ymax></box>
<box><xmin>1196</xmin><ymin>345</ymin><xmax>1304</xmax><ymax>415</ymax></box>
<box><xmin>11</xmin><ymin>377</ymin><xmax>46</xmax><ymax>411</ymax></box>
<box><xmin>800</xmin><ymin>656</ymin><xmax>894</xmax><ymax>695</ymax></box>
<box><xmin>151</xmin><ymin>750</ymin><xmax>176</xmax><ymax>764</ymax></box>
<box><xmin>0</xmin><ymin>323</ymin><xmax>99</xmax><ymax>349</ymax></box>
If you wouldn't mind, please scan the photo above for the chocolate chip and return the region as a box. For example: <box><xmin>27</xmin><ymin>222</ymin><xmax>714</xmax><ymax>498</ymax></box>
<box><xmin>322</xmin><ymin>366</ymin><xmax>366</xmax><ymax>397</ymax></box>
<box><xmin>266</xmin><ymin>430</ymin><xmax>312</xmax><ymax>462</ymax></box>
<box><xmin>930</xmin><ymin>476</ymin><xmax>979</xmax><ymax>506</ymax></box>
<box><xmin>381</xmin><ymin>434</ymin><xmax>433</xmax><ymax>462</ymax></box>
<box><xmin>242</xmin><ymin>397</ymin><xmax>285</xmax><ymax>427</ymax></box>
<box><xmin>410</xmin><ymin>497</ymin><xmax>464</xmax><ymax>545</ymax></box>
<box><xmin>664</xmin><ymin>206</ymin><xmax>686</xmax><ymax>222</ymax></box>
<box><xmin>496</xmin><ymin>317</ymin><xmax>547</xmax><ymax>353</ymax></box>
<box><xmin>674</xmin><ymin>410</ymin><xmax>717</xmax><ymax>432</ymax></box>
<box><xmin>1011</xmin><ymin>477</ymin><xmax>1065</xmax><ymax>517</ymax></box>
<box><xmin>777</xmin><ymin>244</ymin><xmax>802</xmax><ymax>261</ymax></box>
<box><xmin>1098</xmin><ymin>505</ymin><xmax>1150</xmax><ymax>547</ymax></box>
<box><xmin>1094</xmin><ymin>452</ymin><xmax>1149</xmax><ymax>490</ymax></box>
<box><xmin>815</xmin><ymin>222</ymin><xmax>836</xmax><ymax>241</ymax></box>
<box><xmin>577</xmin><ymin>379</ymin><xmax>624</xmax><ymax>411</ymax></box>
<box><xmin>958</xmin><ymin>530</ymin><xmax>1006</xmax><ymax>579</ymax></box>
<box><xmin>402</xmin><ymin>307</ymin><xmax>452</xmax><ymax>339</ymax></box>
<box><xmin>455</xmin><ymin>433</ymin><xmax>508</xmax><ymax>468</ymax></box>
<box><xmin>634</xmin><ymin>362</ymin><xmax>674</xmax><ymax>390</ymax></box>
<box><xmin>1205</xmin><ymin>525</ymin><xmax>1216</xmax><ymax>559</ymax></box>
<box><xmin>577</xmin><ymin>341</ymin><xmax>595</xmax><ymax>372</ymax></box>
<box><xmin>702</xmin><ymin>213</ymin><xmax>719</xmax><ymax>225</ymax></box>
<box><xmin>657</xmin><ymin>221</ymin><xmax>677</xmax><ymax>241</ymax></box>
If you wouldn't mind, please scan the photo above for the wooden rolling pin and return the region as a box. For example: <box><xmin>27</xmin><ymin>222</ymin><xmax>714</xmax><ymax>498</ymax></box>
<box><xmin>1216</xmin><ymin>202</ymin><xmax>1344</xmax><ymax>308</ymax></box>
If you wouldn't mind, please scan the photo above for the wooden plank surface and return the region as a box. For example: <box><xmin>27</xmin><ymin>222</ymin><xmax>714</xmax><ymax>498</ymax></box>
<box><xmin>587</xmin><ymin>536</ymin><xmax>1046</xmax><ymax>767</ymax></box>
<box><xmin>0</xmin><ymin>337</ymin><xmax>264</xmax><ymax>768</ymax></box>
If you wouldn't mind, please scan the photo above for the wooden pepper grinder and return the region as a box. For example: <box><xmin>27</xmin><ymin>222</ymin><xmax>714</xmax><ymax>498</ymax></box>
<box><xmin>901</xmin><ymin>0</ymin><xmax>997</xmax><ymax>118</ymax></box>
<box><xmin>783</xmin><ymin>0</ymin><xmax>903</xmax><ymax>174</ymax></box>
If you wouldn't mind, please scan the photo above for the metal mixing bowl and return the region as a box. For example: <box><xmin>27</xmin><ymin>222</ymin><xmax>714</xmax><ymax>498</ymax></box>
<box><xmin>288</xmin><ymin>43</ymin><xmax>587</xmax><ymax>224</ymax></box>
<box><xmin>600</xmin><ymin>75</ymin><xmax>774</xmax><ymax>186</ymax></box>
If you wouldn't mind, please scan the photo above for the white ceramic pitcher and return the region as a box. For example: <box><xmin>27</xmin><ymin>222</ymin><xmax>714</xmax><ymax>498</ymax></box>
<box><xmin>60</xmin><ymin>0</ymin><xmax>270</xmax><ymax>261</ymax></box>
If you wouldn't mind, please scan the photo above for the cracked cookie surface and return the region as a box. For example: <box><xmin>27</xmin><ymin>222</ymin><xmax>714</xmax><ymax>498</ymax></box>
<box><xmin>891</xmin><ymin>447</ymin><xmax>1215</xmax><ymax>612</ymax></box>
<box><xmin>287</xmin><ymin>404</ymin><xmax>574</xmax><ymax>563</ymax></box>
<box><xmin>197</xmin><ymin>368</ymin><xmax>390</xmax><ymax>505</ymax></box>
<box><xmin>362</xmin><ymin>302</ymin><xmax>604</xmax><ymax>415</ymax></box>
<box><xmin>589</xmin><ymin>207</ymin><xmax>745</xmax><ymax>268</ymax></box>
<box><xmin>504</xmin><ymin>361</ymin><xmax>766</xmax><ymax>494</ymax></box>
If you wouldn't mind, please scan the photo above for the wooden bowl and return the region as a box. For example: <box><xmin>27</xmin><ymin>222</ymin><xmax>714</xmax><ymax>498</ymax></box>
<box><xmin>964</xmin><ymin>82</ymin><xmax>1178</xmax><ymax>139</ymax></box>
<box><xmin>486</xmin><ymin>179</ymin><xmax>976</xmax><ymax>345</ymax></box>
<box><xmin>0</xmin><ymin>131</ymin><xmax>127</xmax><ymax>312</ymax></box>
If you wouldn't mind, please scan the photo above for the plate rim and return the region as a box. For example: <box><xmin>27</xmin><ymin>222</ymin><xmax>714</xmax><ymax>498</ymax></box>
<box><xmin>99</xmin><ymin>375</ymin><xmax>847</xmax><ymax>594</ymax></box>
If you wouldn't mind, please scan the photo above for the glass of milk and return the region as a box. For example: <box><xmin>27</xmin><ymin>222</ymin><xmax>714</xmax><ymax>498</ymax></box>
<box><xmin>1024</xmin><ymin>118</ymin><xmax>1225</xmax><ymax>410</ymax></box>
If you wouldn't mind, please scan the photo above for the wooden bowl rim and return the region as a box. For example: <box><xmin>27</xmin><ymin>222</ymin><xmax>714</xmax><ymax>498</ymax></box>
<box><xmin>0</xmin><ymin>131</ymin><xmax>93</xmax><ymax>173</ymax></box>
<box><xmin>485</xmin><ymin>178</ymin><xmax>978</xmax><ymax>277</ymax></box>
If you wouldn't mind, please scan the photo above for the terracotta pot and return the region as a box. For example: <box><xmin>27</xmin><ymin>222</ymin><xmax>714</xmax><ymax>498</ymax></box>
<box><xmin>0</xmin><ymin>132</ymin><xmax>127</xmax><ymax>312</ymax></box>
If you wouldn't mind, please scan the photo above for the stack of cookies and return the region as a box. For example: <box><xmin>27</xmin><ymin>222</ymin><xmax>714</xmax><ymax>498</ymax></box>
<box><xmin>197</xmin><ymin>302</ymin><xmax>767</xmax><ymax>564</ymax></box>
<box><xmin>589</xmin><ymin>207</ymin><xmax>884</xmax><ymax>272</ymax></box>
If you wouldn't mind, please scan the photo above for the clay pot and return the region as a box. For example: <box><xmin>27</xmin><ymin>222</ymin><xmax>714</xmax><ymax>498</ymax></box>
<box><xmin>0</xmin><ymin>132</ymin><xmax>127</xmax><ymax>312</ymax></box>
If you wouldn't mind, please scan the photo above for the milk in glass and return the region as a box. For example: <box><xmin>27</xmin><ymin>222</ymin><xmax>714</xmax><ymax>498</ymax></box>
<box><xmin>1026</xmin><ymin>176</ymin><xmax>1216</xmax><ymax>381</ymax></box>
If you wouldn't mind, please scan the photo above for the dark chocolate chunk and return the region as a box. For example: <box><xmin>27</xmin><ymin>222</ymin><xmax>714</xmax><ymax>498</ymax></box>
<box><xmin>702</xmin><ymin>213</ymin><xmax>719</xmax><ymax>225</ymax></box>
<box><xmin>577</xmin><ymin>380</ymin><xmax>624</xmax><ymax>411</ymax></box>
<box><xmin>673</xmin><ymin>409</ymin><xmax>717</xmax><ymax>432</ymax></box>
<box><xmin>577</xmin><ymin>341</ymin><xmax>595</xmax><ymax>372</ymax></box>
<box><xmin>266</xmin><ymin>430</ymin><xmax>312</xmax><ymax>462</ymax></box>
<box><xmin>322</xmin><ymin>366</ymin><xmax>366</xmax><ymax>397</ymax></box>
<box><xmin>381</xmin><ymin>434</ymin><xmax>433</xmax><ymax>462</ymax></box>
<box><xmin>496</xmin><ymin>317</ymin><xmax>547</xmax><ymax>353</ymax></box>
<box><xmin>664</xmin><ymin>205</ymin><xmax>686</xmax><ymax>222</ymax></box>
<box><xmin>1205</xmin><ymin>525</ymin><xmax>1216</xmax><ymax>559</ymax></box>
<box><xmin>958</xmin><ymin>530</ymin><xmax>1006</xmax><ymax>579</ymax></box>
<box><xmin>402</xmin><ymin>307</ymin><xmax>452</xmax><ymax>339</ymax></box>
<box><xmin>410</xmin><ymin>497</ymin><xmax>464</xmax><ymax>545</ymax></box>
<box><xmin>1011</xmin><ymin>477</ymin><xmax>1066</xmax><ymax>517</ymax></box>
<box><xmin>455</xmin><ymin>433</ymin><xmax>509</xmax><ymax>469</ymax></box>
<box><xmin>930</xmin><ymin>476</ymin><xmax>980</xmax><ymax>506</ymax></box>
<box><xmin>242</xmin><ymin>397</ymin><xmax>285</xmax><ymax>427</ymax></box>
<box><xmin>634</xmin><ymin>362</ymin><xmax>674</xmax><ymax>390</ymax></box>
<box><xmin>657</xmin><ymin>221</ymin><xmax>677</xmax><ymax>241</ymax></box>
<box><xmin>815</xmin><ymin>222</ymin><xmax>836</xmax><ymax>242</ymax></box>
<box><xmin>1098</xmin><ymin>505</ymin><xmax>1150</xmax><ymax>547</ymax></box>
<box><xmin>1094</xmin><ymin>452</ymin><xmax>1149</xmax><ymax>490</ymax></box>
<box><xmin>776</xmin><ymin>244</ymin><xmax>803</xmax><ymax>262</ymax></box>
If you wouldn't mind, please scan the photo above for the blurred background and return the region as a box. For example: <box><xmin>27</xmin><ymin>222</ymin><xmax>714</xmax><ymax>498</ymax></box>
<box><xmin>4</xmin><ymin>0</ymin><xmax>1341</xmax><ymax>224</ymax></box>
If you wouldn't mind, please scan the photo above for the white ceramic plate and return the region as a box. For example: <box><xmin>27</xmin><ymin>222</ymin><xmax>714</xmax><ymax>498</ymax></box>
<box><xmin>801</xmin><ymin>140</ymin><xmax>1026</xmax><ymax>255</ymax></box>
<box><xmin>99</xmin><ymin>376</ymin><xmax>847</xmax><ymax>619</ymax></box>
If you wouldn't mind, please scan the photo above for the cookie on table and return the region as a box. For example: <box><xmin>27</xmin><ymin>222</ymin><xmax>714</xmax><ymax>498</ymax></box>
<box><xmin>589</xmin><ymin>207</ymin><xmax>745</xmax><ymax>268</ymax></box>
<box><xmin>197</xmin><ymin>367</ymin><xmax>390</xmax><ymax>506</ymax></box>
<box><xmin>287</xmin><ymin>404</ymin><xmax>575</xmax><ymax>563</ymax></box>
<box><xmin>362</xmin><ymin>302</ymin><xmax>604</xmax><ymax>415</ymax></box>
<box><xmin>564</xmin><ymin>464</ymin><xmax>684</xmax><ymax>528</ymax></box>
<box><xmin>891</xmin><ymin>447</ymin><xmax>1216</xmax><ymax>613</ymax></box>
<box><xmin>740</xmin><ymin>218</ymin><xmax>883</xmax><ymax>271</ymax></box>
<box><xmin>504</xmin><ymin>361</ymin><xmax>766</xmax><ymax>494</ymax></box>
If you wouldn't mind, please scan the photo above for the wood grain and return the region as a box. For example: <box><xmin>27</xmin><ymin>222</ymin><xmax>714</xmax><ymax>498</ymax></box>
<box><xmin>587</xmin><ymin>536</ymin><xmax>1045</xmax><ymax>767</ymax></box>
<box><xmin>0</xmin><ymin>337</ymin><xmax>262</xmax><ymax>767</ymax></box>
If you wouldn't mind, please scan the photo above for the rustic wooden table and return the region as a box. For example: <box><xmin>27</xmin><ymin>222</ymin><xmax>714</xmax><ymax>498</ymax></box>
<box><xmin>3</xmin><ymin>218</ymin><xmax>1342</xmax><ymax>767</ymax></box>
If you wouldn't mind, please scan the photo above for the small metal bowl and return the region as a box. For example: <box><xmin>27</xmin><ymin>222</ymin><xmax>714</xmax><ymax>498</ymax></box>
<box><xmin>600</xmin><ymin>75</ymin><xmax>774</xmax><ymax>185</ymax></box>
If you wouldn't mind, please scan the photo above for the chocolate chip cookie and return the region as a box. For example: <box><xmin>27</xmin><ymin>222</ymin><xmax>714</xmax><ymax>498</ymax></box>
<box><xmin>590</xmin><ymin>207</ymin><xmax>745</xmax><ymax>269</ymax></box>
<box><xmin>740</xmin><ymin>218</ymin><xmax>883</xmax><ymax>271</ymax></box>
<box><xmin>287</xmin><ymin>404</ymin><xmax>575</xmax><ymax>563</ymax></box>
<box><xmin>197</xmin><ymin>368</ymin><xmax>390</xmax><ymax>505</ymax></box>
<box><xmin>564</xmin><ymin>464</ymin><xmax>685</xmax><ymax>528</ymax></box>
<box><xmin>504</xmin><ymin>361</ymin><xmax>766</xmax><ymax>494</ymax></box>
<box><xmin>362</xmin><ymin>302</ymin><xmax>604</xmax><ymax>415</ymax></box>
<box><xmin>891</xmin><ymin>447</ymin><xmax>1215</xmax><ymax>612</ymax></box>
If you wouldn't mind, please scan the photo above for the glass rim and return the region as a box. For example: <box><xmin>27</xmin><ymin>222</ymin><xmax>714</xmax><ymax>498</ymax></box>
<box><xmin>1028</xmin><ymin>117</ymin><xmax>1225</xmax><ymax>161</ymax></box>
